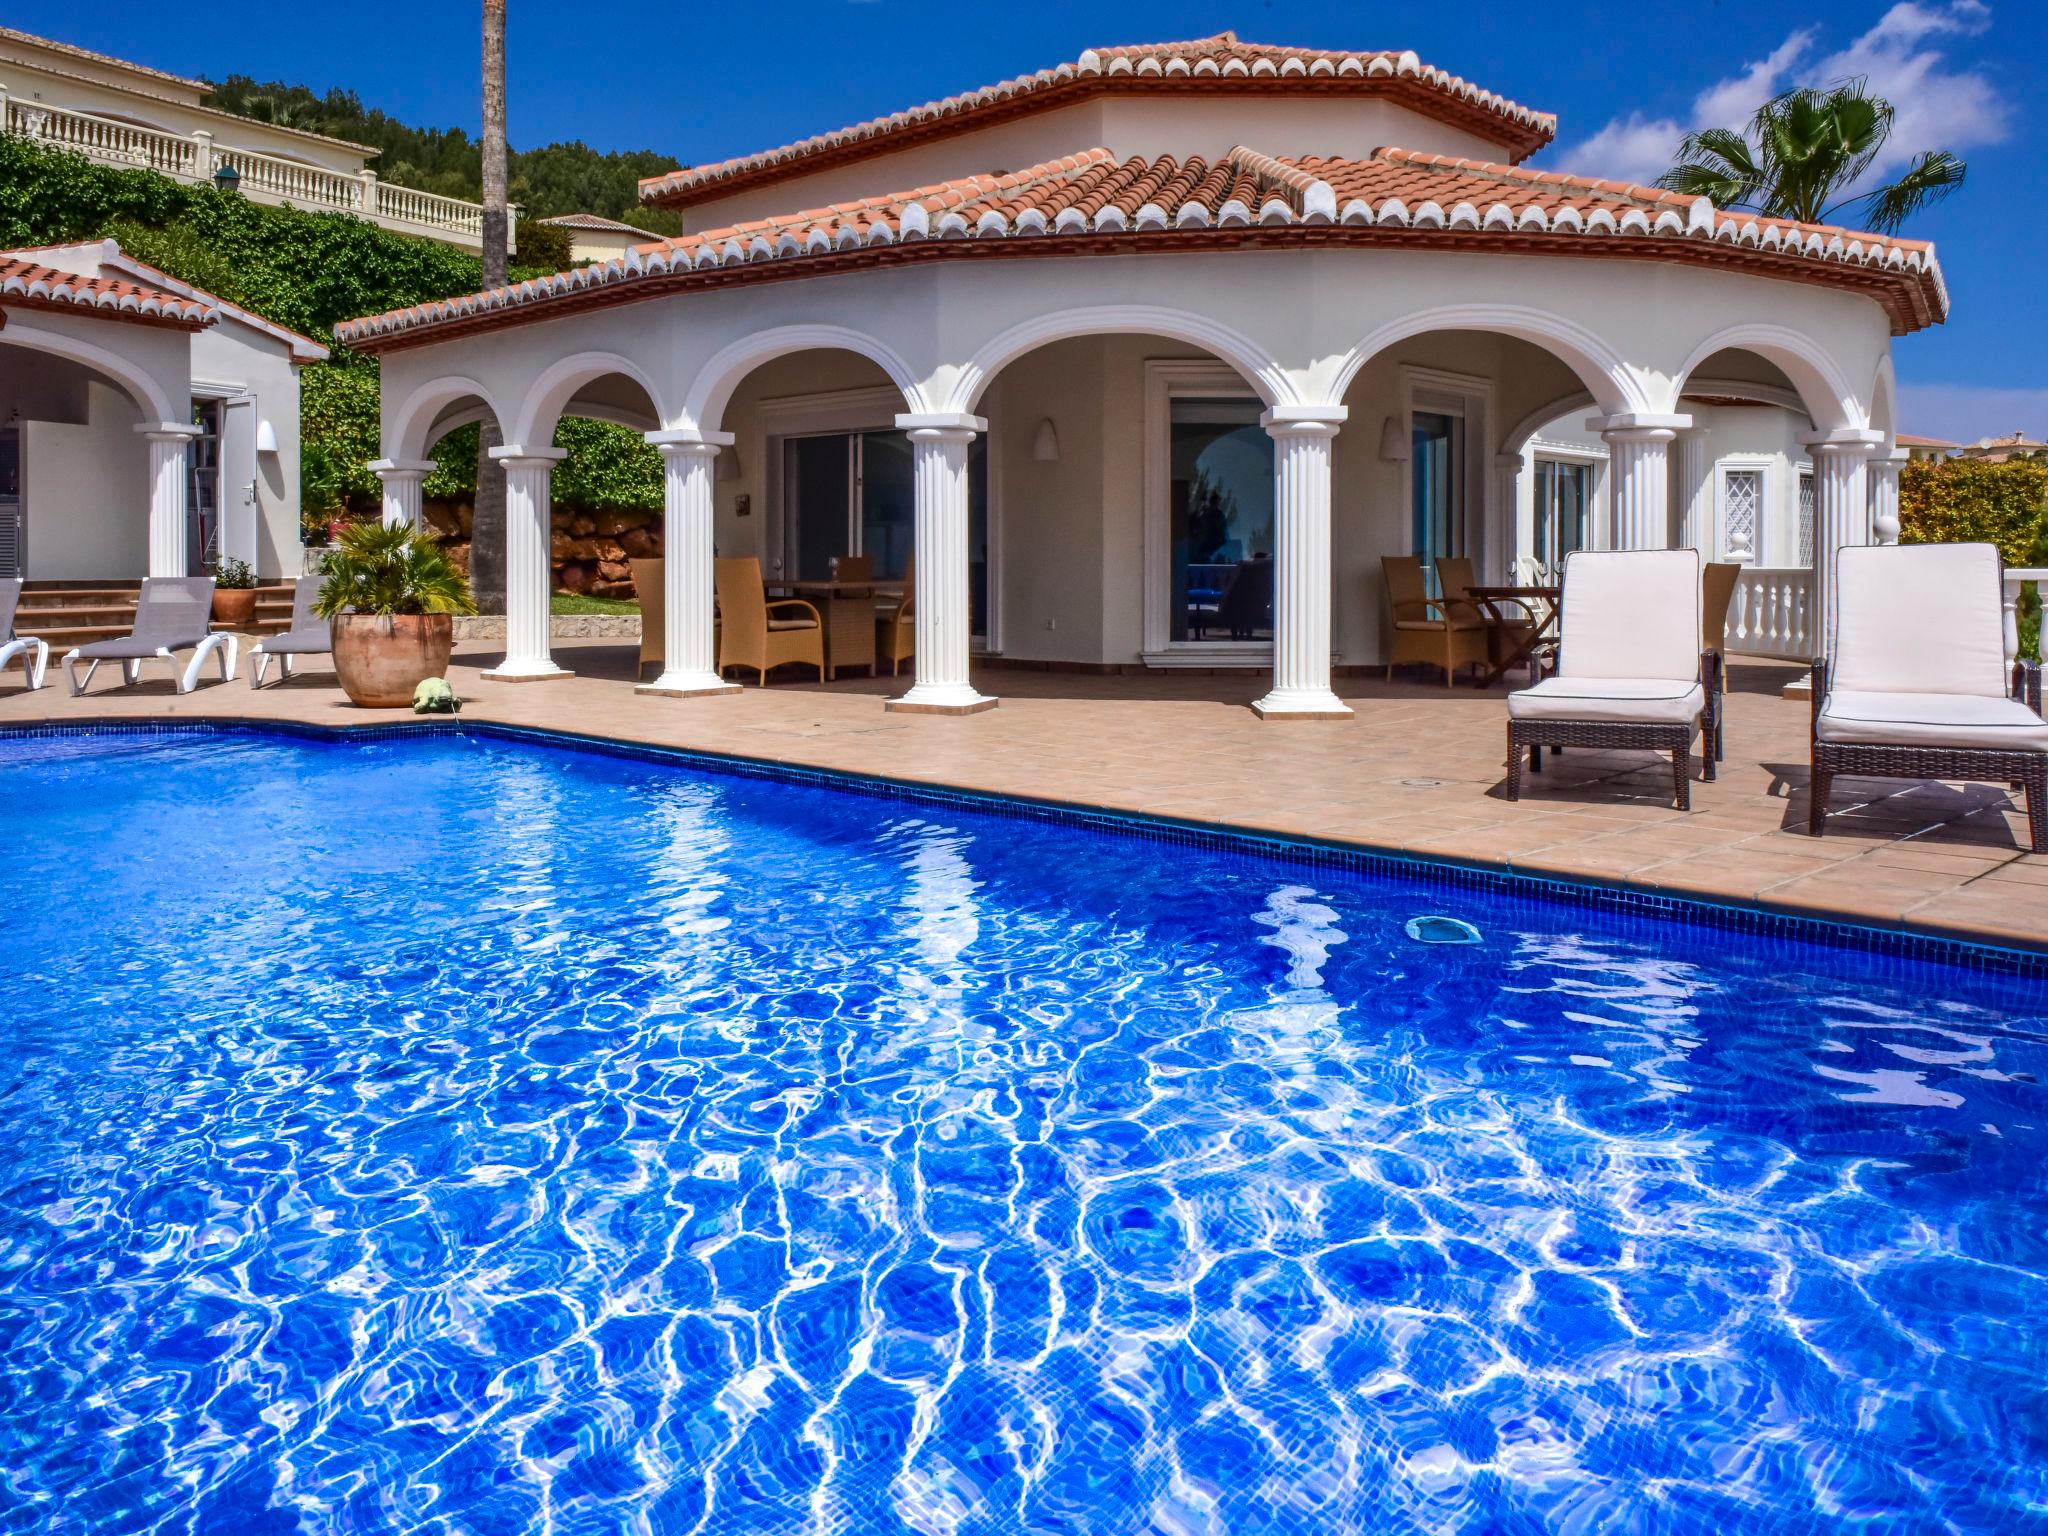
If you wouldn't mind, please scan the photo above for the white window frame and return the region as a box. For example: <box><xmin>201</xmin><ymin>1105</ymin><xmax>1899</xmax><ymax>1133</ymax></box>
<box><xmin>1716</xmin><ymin>458</ymin><xmax>1773</xmax><ymax>564</ymax></box>
<box><xmin>1526</xmin><ymin>442</ymin><xmax>1603</xmax><ymax>576</ymax></box>
<box><xmin>1141</xmin><ymin>359</ymin><xmax>1271</xmax><ymax>666</ymax></box>
<box><xmin>1401</xmin><ymin>365</ymin><xmax>1494</xmax><ymax>576</ymax></box>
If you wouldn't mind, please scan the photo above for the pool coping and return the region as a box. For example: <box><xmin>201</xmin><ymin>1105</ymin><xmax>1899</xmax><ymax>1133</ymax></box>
<box><xmin>7</xmin><ymin>714</ymin><xmax>2046</xmax><ymax>980</ymax></box>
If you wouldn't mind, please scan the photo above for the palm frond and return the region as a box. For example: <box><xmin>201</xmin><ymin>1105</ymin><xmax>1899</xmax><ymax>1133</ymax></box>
<box><xmin>313</xmin><ymin>520</ymin><xmax>478</xmax><ymax>619</ymax></box>
<box><xmin>1845</xmin><ymin>149</ymin><xmax>1968</xmax><ymax>235</ymax></box>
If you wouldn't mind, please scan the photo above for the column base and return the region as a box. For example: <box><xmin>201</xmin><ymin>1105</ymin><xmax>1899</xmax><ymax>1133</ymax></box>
<box><xmin>1251</xmin><ymin>688</ymin><xmax>1354</xmax><ymax>720</ymax></box>
<box><xmin>636</xmin><ymin>671</ymin><xmax>742</xmax><ymax>699</ymax></box>
<box><xmin>479</xmin><ymin>660</ymin><xmax>576</xmax><ymax>683</ymax></box>
<box><xmin>885</xmin><ymin>686</ymin><xmax>998</xmax><ymax>715</ymax></box>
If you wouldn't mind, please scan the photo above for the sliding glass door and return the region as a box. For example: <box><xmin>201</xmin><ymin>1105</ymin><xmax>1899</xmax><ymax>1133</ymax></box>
<box><xmin>782</xmin><ymin>429</ymin><xmax>988</xmax><ymax>633</ymax></box>
<box><xmin>1532</xmin><ymin>458</ymin><xmax>1591</xmax><ymax>576</ymax></box>
<box><xmin>1168</xmin><ymin>398</ymin><xmax>1274</xmax><ymax>643</ymax></box>
<box><xmin>1411</xmin><ymin>409</ymin><xmax>1464</xmax><ymax>577</ymax></box>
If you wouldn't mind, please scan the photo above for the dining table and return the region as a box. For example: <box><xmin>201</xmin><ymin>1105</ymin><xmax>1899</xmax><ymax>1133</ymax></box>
<box><xmin>766</xmin><ymin>578</ymin><xmax>905</xmax><ymax>679</ymax></box>
<box><xmin>1463</xmin><ymin>584</ymin><xmax>1562</xmax><ymax>688</ymax></box>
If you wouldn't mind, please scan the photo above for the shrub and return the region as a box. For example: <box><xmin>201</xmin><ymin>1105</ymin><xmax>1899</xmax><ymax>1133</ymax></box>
<box><xmin>1899</xmin><ymin>457</ymin><xmax>2048</xmax><ymax>566</ymax></box>
<box><xmin>314</xmin><ymin>521</ymin><xmax>477</xmax><ymax>617</ymax></box>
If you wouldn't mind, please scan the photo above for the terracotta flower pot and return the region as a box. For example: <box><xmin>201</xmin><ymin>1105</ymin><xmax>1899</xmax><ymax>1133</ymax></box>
<box><xmin>212</xmin><ymin>588</ymin><xmax>258</xmax><ymax>627</ymax></box>
<box><xmin>331</xmin><ymin>612</ymin><xmax>454</xmax><ymax>708</ymax></box>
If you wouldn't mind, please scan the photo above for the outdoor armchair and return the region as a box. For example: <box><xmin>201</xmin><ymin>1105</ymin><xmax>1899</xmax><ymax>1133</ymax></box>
<box><xmin>629</xmin><ymin>558</ymin><xmax>664</xmax><ymax>679</ymax></box>
<box><xmin>715</xmin><ymin>557</ymin><xmax>823</xmax><ymax>684</ymax></box>
<box><xmin>1506</xmin><ymin>548</ymin><xmax>1717</xmax><ymax>810</ymax></box>
<box><xmin>1810</xmin><ymin>542</ymin><xmax>2046</xmax><ymax>852</ymax></box>
<box><xmin>63</xmin><ymin>577</ymin><xmax>236</xmax><ymax>696</ymax></box>
<box><xmin>0</xmin><ymin>578</ymin><xmax>49</xmax><ymax>690</ymax></box>
<box><xmin>1381</xmin><ymin>554</ymin><xmax>1489</xmax><ymax>686</ymax></box>
<box><xmin>247</xmin><ymin>575</ymin><xmax>332</xmax><ymax>686</ymax></box>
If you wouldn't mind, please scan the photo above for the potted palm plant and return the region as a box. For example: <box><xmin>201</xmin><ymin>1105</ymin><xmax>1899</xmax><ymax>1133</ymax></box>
<box><xmin>315</xmin><ymin>521</ymin><xmax>477</xmax><ymax>708</ymax></box>
<box><xmin>209</xmin><ymin>557</ymin><xmax>258</xmax><ymax>627</ymax></box>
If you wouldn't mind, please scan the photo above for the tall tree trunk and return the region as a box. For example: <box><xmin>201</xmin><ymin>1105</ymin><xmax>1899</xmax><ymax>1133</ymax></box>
<box><xmin>470</xmin><ymin>0</ymin><xmax>511</xmax><ymax>614</ymax></box>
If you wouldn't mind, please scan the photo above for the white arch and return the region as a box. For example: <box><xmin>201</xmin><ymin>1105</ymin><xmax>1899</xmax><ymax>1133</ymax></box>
<box><xmin>511</xmin><ymin>350</ymin><xmax>667</xmax><ymax>448</ymax></box>
<box><xmin>390</xmin><ymin>374</ymin><xmax>512</xmax><ymax>459</ymax></box>
<box><xmin>0</xmin><ymin>319</ymin><xmax>177</xmax><ymax>422</ymax></box>
<box><xmin>1327</xmin><ymin>303</ymin><xmax>1646</xmax><ymax>416</ymax></box>
<box><xmin>680</xmin><ymin>324</ymin><xmax>926</xmax><ymax>430</ymax></box>
<box><xmin>943</xmin><ymin>305</ymin><xmax>1297</xmax><ymax>413</ymax></box>
<box><xmin>1668</xmin><ymin>324</ymin><xmax>1860</xmax><ymax>431</ymax></box>
<box><xmin>1503</xmin><ymin>390</ymin><xmax>1596</xmax><ymax>455</ymax></box>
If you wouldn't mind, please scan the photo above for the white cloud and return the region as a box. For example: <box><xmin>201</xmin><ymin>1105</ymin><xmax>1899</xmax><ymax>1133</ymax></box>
<box><xmin>1896</xmin><ymin>382</ymin><xmax>2048</xmax><ymax>444</ymax></box>
<box><xmin>1552</xmin><ymin>3</ymin><xmax>2008</xmax><ymax>189</ymax></box>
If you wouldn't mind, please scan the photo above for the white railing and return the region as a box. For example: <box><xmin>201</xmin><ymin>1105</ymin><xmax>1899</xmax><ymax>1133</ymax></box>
<box><xmin>1722</xmin><ymin>564</ymin><xmax>1815</xmax><ymax>661</ymax></box>
<box><xmin>2004</xmin><ymin>568</ymin><xmax>2047</xmax><ymax>670</ymax></box>
<box><xmin>1</xmin><ymin>93</ymin><xmax>502</xmax><ymax>250</ymax></box>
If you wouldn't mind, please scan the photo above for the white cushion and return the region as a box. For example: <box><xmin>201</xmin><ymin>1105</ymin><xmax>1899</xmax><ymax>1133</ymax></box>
<box><xmin>1393</xmin><ymin>618</ymin><xmax>1484</xmax><ymax>632</ymax></box>
<box><xmin>1557</xmin><ymin>549</ymin><xmax>1700</xmax><ymax>681</ymax></box>
<box><xmin>1817</xmin><ymin>689</ymin><xmax>2048</xmax><ymax>751</ymax></box>
<box><xmin>1507</xmin><ymin>676</ymin><xmax>1706</xmax><ymax>725</ymax></box>
<box><xmin>766</xmin><ymin>617</ymin><xmax>818</xmax><ymax>632</ymax></box>
<box><xmin>1832</xmin><ymin>543</ymin><xmax>2007</xmax><ymax>697</ymax></box>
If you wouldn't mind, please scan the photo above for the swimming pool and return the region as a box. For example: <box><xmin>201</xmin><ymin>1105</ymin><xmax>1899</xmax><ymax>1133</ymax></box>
<box><xmin>1</xmin><ymin>727</ymin><xmax>2042</xmax><ymax>1534</ymax></box>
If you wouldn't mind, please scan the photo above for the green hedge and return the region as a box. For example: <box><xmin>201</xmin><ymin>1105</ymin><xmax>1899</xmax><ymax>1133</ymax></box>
<box><xmin>423</xmin><ymin>419</ymin><xmax>663</xmax><ymax>511</ymax></box>
<box><xmin>0</xmin><ymin>134</ymin><xmax>658</xmax><ymax>520</ymax></box>
<box><xmin>1902</xmin><ymin>456</ymin><xmax>2048</xmax><ymax>655</ymax></box>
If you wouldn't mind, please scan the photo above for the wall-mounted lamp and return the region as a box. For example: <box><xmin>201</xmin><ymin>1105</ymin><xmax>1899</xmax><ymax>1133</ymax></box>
<box><xmin>212</xmin><ymin>161</ymin><xmax>242</xmax><ymax>195</ymax></box>
<box><xmin>1031</xmin><ymin>417</ymin><xmax>1060</xmax><ymax>463</ymax></box>
<box><xmin>1378</xmin><ymin>414</ymin><xmax>1411</xmax><ymax>462</ymax></box>
<box><xmin>716</xmin><ymin>444</ymin><xmax>739</xmax><ymax>482</ymax></box>
<box><xmin>255</xmin><ymin>418</ymin><xmax>279</xmax><ymax>454</ymax></box>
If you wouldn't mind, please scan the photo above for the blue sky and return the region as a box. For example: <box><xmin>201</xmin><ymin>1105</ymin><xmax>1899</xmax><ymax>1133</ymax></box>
<box><xmin>48</xmin><ymin>0</ymin><xmax>2043</xmax><ymax>440</ymax></box>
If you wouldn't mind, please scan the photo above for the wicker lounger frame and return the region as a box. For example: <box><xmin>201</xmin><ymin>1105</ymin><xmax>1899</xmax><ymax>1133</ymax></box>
<box><xmin>1505</xmin><ymin>651</ymin><xmax>1721</xmax><ymax>812</ymax></box>
<box><xmin>1809</xmin><ymin>657</ymin><xmax>2047</xmax><ymax>854</ymax></box>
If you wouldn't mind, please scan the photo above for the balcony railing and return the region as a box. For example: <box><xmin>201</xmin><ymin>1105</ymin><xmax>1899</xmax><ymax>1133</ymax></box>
<box><xmin>0</xmin><ymin>93</ymin><xmax>507</xmax><ymax>252</ymax></box>
<box><xmin>1722</xmin><ymin>565</ymin><xmax>1815</xmax><ymax>661</ymax></box>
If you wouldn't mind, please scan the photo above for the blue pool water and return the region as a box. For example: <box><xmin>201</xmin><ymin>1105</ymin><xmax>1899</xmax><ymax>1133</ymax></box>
<box><xmin>1</xmin><ymin>730</ymin><xmax>2044</xmax><ymax>1536</ymax></box>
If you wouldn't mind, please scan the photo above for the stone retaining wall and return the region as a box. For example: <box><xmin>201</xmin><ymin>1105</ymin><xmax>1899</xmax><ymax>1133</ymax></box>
<box><xmin>424</xmin><ymin>498</ymin><xmax>661</xmax><ymax>599</ymax></box>
<box><xmin>453</xmin><ymin>614</ymin><xmax>643</xmax><ymax>641</ymax></box>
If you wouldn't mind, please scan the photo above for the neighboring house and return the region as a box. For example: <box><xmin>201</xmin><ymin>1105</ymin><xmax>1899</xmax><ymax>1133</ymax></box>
<box><xmin>540</xmin><ymin>213</ymin><xmax>665</xmax><ymax>264</ymax></box>
<box><xmin>1897</xmin><ymin>432</ymin><xmax>1959</xmax><ymax>462</ymax></box>
<box><xmin>0</xmin><ymin>26</ymin><xmax>501</xmax><ymax>252</ymax></box>
<box><xmin>0</xmin><ymin>238</ymin><xmax>327</xmax><ymax>581</ymax></box>
<box><xmin>1954</xmin><ymin>431</ymin><xmax>2047</xmax><ymax>464</ymax></box>
<box><xmin>337</xmin><ymin>32</ymin><xmax>1942</xmax><ymax>712</ymax></box>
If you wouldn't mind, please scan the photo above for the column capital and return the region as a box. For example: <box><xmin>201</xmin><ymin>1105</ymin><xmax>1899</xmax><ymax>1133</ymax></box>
<box><xmin>135</xmin><ymin>421</ymin><xmax>203</xmax><ymax>441</ymax></box>
<box><xmin>1586</xmin><ymin>412</ymin><xmax>1691</xmax><ymax>440</ymax></box>
<box><xmin>894</xmin><ymin>412</ymin><xmax>986</xmax><ymax>440</ymax></box>
<box><xmin>644</xmin><ymin>427</ymin><xmax>734</xmax><ymax>457</ymax></box>
<box><xmin>367</xmin><ymin>457</ymin><xmax>435</xmax><ymax>480</ymax></box>
<box><xmin>486</xmin><ymin>444</ymin><xmax>568</xmax><ymax>466</ymax></box>
<box><xmin>1260</xmin><ymin>404</ymin><xmax>1347</xmax><ymax>438</ymax></box>
<box><xmin>1799</xmin><ymin>427</ymin><xmax>1887</xmax><ymax>455</ymax></box>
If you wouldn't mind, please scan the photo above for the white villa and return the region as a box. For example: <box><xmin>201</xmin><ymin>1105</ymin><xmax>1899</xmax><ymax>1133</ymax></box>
<box><xmin>0</xmin><ymin>239</ymin><xmax>327</xmax><ymax>582</ymax></box>
<box><xmin>0</xmin><ymin>26</ymin><xmax>499</xmax><ymax>252</ymax></box>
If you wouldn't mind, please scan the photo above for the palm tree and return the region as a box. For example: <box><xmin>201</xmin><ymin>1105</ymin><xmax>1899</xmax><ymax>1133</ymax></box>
<box><xmin>470</xmin><ymin>0</ymin><xmax>510</xmax><ymax>615</ymax></box>
<box><xmin>1658</xmin><ymin>79</ymin><xmax>1964</xmax><ymax>235</ymax></box>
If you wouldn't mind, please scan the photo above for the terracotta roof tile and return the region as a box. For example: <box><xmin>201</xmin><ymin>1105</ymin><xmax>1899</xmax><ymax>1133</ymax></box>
<box><xmin>0</xmin><ymin>255</ymin><xmax>217</xmax><ymax>328</ymax></box>
<box><xmin>338</xmin><ymin>145</ymin><xmax>1947</xmax><ymax>351</ymax></box>
<box><xmin>638</xmin><ymin>33</ymin><xmax>1556</xmax><ymax>207</ymax></box>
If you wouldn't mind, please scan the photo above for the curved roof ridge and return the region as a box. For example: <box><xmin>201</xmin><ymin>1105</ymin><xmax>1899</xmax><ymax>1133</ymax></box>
<box><xmin>637</xmin><ymin>39</ymin><xmax>1555</xmax><ymax>208</ymax></box>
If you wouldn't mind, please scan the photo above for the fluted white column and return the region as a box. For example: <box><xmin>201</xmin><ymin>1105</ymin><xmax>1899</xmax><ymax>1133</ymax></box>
<box><xmin>137</xmin><ymin>422</ymin><xmax>201</xmax><ymax>577</ymax></box>
<box><xmin>482</xmin><ymin>445</ymin><xmax>571</xmax><ymax>681</ymax></box>
<box><xmin>1676</xmin><ymin>429</ymin><xmax>1713</xmax><ymax>553</ymax></box>
<box><xmin>887</xmin><ymin>413</ymin><xmax>994</xmax><ymax>714</ymax></box>
<box><xmin>1254</xmin><ymin>406</ymin><xmax>1351</xmax><ymax>719</ymax></box>
<box><xmin>639</xmin><ymin>429</ymin><xmax>739</xmax><ymax>698</ymax></box>
<box><xmin>1869</xmin><ymin>448</ymin><xmax>1906</xmax><ymax>546</ymax></box>
<box><xmin>369</xmin><ymin>458</ymin><xmax>434</xmax><ymax>530</ymax></box>
<box><xmin>1803</xmin><ymin>429</ymin><xmax>1886</xmax><ymax>660</ymax></box>
<box><xmin>1592</xmin><ymin>414</ymin><xmax>1687</xmax><ymax>551</ymax></box>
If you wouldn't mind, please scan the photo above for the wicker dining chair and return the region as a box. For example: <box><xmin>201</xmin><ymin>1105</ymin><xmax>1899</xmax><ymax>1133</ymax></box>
<box><xmin>1439</xmin><ymin>554</ymin><xmax>1534</xmax><ymax>674</ymax></box>
<box><xmin>1810</xmin><ymin>542</ymin><xmax>2046</xmax><ymax>852</ymax></box>
<box><xmin>1381</xmin><ymin>554</ymin><xmax>1490</xmax><ymax>686</ymax></box>
<box><xmin>714</xmin><ymin>557</ymin><xmax>823</xmax><ymax>684</ymax></box>
<box><xmin>1700</xmin><ymin>561</ymin><xmax>1741</xmax><ymax>763</ymax></box>
<box><xmin>876</xmin><ymin>553</ymin><xmax>915</xmax><ymax>676</ymax></box>
<box><xmin>629</xmin><ymin>558</ymin><xmax>664</xmax><ymax>680</ymax></box>
<box><xmin>1506</xmin><ymin>548</ymin><xmax>1717</xmax><ymax>810</ymax></box>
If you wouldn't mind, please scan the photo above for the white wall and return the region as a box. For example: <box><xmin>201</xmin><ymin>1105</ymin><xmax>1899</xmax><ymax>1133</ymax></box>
<box><xmin>672</xmin><ymin>96</ymin><xmax>1521</xmax><ymax>232</ymax></box>
<box><xmin>23</xmin><ymin>377</ymin><xmax>147</xmax><ymax>577</ymax></box>
<box><xmin>191</xmin><ymin>319</ymin><xmax>305</xmax><ymax>577</ymax></box>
